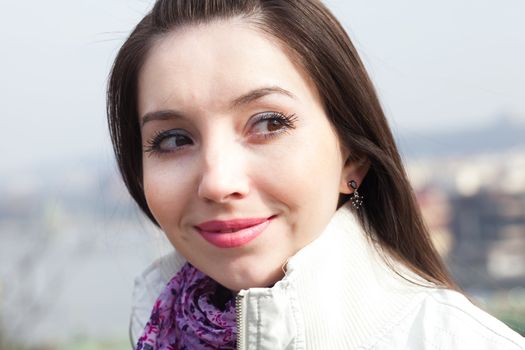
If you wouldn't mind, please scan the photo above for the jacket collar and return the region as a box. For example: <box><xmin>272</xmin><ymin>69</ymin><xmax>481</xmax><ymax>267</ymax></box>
<box><xmin>236</xmin><ymin>202</ymin><xmax>431</xmax><ymax>349</ymax></box>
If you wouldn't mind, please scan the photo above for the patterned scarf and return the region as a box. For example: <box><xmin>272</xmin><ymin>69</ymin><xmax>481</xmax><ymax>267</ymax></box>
<box><xmin>136</xmin><ymin>262</ymin><xmax>237</xmax><ymax>350</ymax></box>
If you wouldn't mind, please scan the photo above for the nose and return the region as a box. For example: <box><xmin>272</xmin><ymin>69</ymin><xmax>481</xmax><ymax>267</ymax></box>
<box><xmin>197</xmin><ymin>141</ymin><xmax>250</xmax><ymax>204</ymax></box>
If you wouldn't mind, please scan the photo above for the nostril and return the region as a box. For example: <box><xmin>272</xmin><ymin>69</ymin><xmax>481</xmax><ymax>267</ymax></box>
<box><xmin>196</xmin><ymin>154</ymin><xmax>250</xmax><ymax>203</ymax></box>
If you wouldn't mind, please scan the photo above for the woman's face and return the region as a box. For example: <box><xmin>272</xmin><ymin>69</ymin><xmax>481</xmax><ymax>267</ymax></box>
<box><xmin>138</xmin><ymin>20</ymin><xmax>353</xmax><ymax>291</ymax></box>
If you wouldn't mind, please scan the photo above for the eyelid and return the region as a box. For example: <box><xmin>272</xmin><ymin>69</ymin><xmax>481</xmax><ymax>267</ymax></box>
<box><xmin>249</xmin><ymin>111</ymin><xmax>279</xmax><ymax>123</ymax></box>
<box><xmin>151</xmin><ymin>128</ymin><xmax>190</xmax><ymax>144</ymax></box>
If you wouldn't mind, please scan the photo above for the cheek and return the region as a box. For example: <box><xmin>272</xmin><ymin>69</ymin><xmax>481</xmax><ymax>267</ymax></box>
<box><xmin>142</xmin><ymin>160</ymin><xmax>194</xmax><ymax>228</ymax></box>
<box><xmin>252</xmin><ymin>126</ymin><xmax>343</xmax><ymax>210</ymax></box>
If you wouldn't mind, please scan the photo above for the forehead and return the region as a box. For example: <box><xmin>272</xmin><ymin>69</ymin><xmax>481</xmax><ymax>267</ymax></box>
<box><xmin>137</xmin><ymin>19</ymin><xmax>320</xmax><ymax>116</ymax></box>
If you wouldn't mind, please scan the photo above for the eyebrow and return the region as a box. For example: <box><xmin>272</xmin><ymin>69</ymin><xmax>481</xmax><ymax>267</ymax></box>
<box><xmin>230</xmin><ymin>86</ymin><xmax>296</xmax><ymax>108</ymax></box>
<box><xmin>141</xmin><ymin>86</ymin><xmax>296</xmax><ymax>127</ymax></box>
<box><xmin>142</xmin><ymin>109</ymin><xmax>184</xmax><ymax>127</ymax></box>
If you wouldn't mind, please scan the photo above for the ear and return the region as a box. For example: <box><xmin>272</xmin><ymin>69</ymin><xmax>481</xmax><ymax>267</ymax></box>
<box><xmin>339</xmin><ymin>151</ymin><xmax>370</xmax><ymax>194</ymax></box>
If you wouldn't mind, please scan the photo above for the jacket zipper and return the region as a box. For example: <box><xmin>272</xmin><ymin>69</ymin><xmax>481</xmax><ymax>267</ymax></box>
<box><xmin>236</xmin><ymin>290</ymin><xmax>246</xmax><ymax>350</ymax></box>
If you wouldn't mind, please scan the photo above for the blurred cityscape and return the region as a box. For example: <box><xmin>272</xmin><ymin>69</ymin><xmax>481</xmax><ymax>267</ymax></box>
<box><xmin>404</xmin><ymin>116</ymin><xmax>525</xmax><ymax>337</ymax></box>
<box><xmin>0</xmin><ymin>116</ymin><xmax>524</xmax><ymax>349</ymax></box>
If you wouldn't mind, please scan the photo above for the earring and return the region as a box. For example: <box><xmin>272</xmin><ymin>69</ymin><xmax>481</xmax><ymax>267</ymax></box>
<box><xmin>347</xmin><ymin>180</ymin><xmax>364</xmax><ymax>210</ymax></box>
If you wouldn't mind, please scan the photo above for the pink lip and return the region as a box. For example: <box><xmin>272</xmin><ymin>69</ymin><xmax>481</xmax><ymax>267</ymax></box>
<box><xmin>195</xmin><ymin>216</ymin><xmax>275</xmax><ymax>248</ymax></box>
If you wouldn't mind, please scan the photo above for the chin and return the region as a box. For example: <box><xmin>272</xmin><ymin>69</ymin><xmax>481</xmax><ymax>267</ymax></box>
<box><xmin>207</xmin><ymin>258</ymin><xmax>286</xmax><ymax>292</ymax></box>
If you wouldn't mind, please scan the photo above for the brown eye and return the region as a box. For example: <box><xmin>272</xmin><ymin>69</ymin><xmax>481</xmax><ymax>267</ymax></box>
<box><xmin>252</xmin><ymin>118</ymin><xmax>287</xmax><ymax>133</ymax></box>
<box><xmin>266</xmin><ymin>119</ymin><xmax>286</xmax><ymax>132</ymax></box>
<box><xmin>250</xmin><ymin>112</ymin><xmax>297</xmax><ymax>136</ymax></box>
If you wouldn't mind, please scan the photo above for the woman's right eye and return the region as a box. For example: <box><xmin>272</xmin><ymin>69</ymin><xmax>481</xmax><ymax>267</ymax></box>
<box><xmin>144</xmin><ymin>129</ymin><xmax>193</xmax><ymax>156</ymax></box>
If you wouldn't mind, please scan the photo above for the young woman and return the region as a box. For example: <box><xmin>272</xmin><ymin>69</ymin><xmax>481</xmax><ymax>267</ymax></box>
<box><xmin>107</xmin><ymin>0</ymin><xmax>524</xmax><ymax>349</ymax></box>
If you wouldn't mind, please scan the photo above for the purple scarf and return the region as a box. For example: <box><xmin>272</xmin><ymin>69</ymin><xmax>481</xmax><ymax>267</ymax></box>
<box><xmin>136</xmin><ymin>263</ymin><xmax>237</xmax><ymax>350</ymax></box>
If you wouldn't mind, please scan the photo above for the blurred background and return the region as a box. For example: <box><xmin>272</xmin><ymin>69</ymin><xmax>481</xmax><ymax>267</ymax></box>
<box><xmin>1</xmin><ymin>0</ymin><xmax>524</xmax><ymax>349</ymax></box>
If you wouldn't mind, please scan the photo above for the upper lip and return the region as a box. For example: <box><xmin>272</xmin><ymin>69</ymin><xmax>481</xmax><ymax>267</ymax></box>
<box><xmin>195</xmin><ymin>216</ymin><xmax>274</xmax><ymax>232</ymax></box>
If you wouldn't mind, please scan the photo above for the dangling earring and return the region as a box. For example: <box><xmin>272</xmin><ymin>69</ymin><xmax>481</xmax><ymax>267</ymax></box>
<box><xmin>347</xmin><ymin>180</ymin><xmax>364</xmax><ymax>210</ymax></box>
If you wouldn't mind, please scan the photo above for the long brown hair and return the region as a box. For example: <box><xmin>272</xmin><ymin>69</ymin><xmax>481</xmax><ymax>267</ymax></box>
<box><xmin>107</xmin><ymin>0</ymin><xmax>456</xmax><ymax>289</ymax></box>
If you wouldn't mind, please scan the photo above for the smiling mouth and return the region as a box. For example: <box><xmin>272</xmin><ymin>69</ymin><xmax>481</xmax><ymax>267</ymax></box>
<box><xmin>195</xmin><ymin>215</ymin><xmax>276</xmax><ymax>248</ymax></box>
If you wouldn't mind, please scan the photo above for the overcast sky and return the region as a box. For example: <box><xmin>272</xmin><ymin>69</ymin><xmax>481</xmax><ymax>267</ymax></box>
<box><xmin>1</xmin><ymin>0</ymin><xmax>524</xmax><ymax>173</ymax></box>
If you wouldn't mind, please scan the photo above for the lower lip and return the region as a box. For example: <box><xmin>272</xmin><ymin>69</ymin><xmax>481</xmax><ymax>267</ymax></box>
<box><xmin>197</xmin><ymin>218</ymin><xmax>273</xmax><ymax>248</ymax></box>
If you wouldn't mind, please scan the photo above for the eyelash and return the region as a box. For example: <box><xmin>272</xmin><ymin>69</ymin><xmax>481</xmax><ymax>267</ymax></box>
<box><xmin>143</xmin><ymin>112</ymin><xmax>298</xmax><ymax>157</ymax></box>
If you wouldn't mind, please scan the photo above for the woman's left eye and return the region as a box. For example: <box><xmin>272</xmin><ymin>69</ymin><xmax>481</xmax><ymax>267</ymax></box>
<box><xmin>249</xmin><ymin>112</ymin><xmax>297</xmax><ymax>137</ymax></box>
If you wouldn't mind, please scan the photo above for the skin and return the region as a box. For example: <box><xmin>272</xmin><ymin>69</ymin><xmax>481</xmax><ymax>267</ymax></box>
<box><xmin>138</xmin><ymin>19</ymin><xmax>367</xmax><ymax>292</ymax></box>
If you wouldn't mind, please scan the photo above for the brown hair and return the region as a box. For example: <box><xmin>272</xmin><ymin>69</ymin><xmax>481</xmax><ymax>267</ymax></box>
<box><xmin>107</xmin><ymin>0</ymin><xmax>456</xmax><ymax>289</ymax></box>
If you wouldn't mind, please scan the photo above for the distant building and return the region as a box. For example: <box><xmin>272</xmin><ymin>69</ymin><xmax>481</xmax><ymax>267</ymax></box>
<box><xmin>449</xmin><ymin>191</ymin><xmax>525</xmax><ymax>291</ymax></box>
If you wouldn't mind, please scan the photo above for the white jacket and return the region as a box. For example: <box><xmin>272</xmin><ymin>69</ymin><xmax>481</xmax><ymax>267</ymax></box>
<box><xmin>130</xmin><ymin>203</ymin><xmax>525</xmax><ymax>349</ymax></box>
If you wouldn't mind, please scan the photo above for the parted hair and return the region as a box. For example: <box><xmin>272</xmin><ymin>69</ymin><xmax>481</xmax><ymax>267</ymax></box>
<box><xmin>107</xmin><ymin>0</ymin><xmax>456</xmax><ymax>289</ymax></box>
